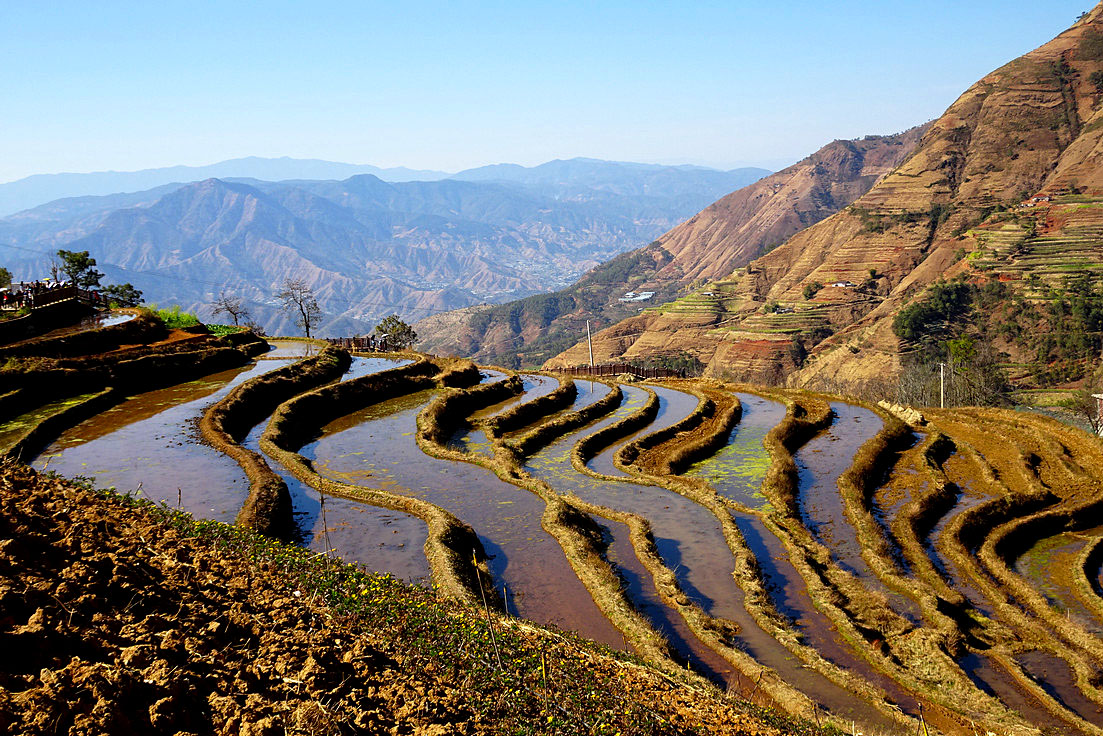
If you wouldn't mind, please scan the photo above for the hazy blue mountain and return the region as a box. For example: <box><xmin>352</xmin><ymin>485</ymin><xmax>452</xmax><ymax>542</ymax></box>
<box><xmin>0</xmin><ymin>161</ymin><xmax>769</xmax><ymax>336</ymax></box>
<box><xmin>0</xmin><ymin>157</ymin><xmax>449</xmax><ymax>217</ymax></box>
<box><xmin>451</xmin><ymin>157</ymin><xmax>770</xmax><ymax>199</ymax></box>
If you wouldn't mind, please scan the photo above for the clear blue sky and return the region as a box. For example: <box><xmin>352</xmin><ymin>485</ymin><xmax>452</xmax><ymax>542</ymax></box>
<box><xmin>0</xmin><ymin>0</ymin><xmax>1094</xmax><ymax>181</ymax></box>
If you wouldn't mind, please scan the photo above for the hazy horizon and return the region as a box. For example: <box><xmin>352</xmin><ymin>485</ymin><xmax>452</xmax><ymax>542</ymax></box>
<box><xmin>0</xmin><ymin>154</ymin><xmax>778</xmax><ymax>187</ymax></box>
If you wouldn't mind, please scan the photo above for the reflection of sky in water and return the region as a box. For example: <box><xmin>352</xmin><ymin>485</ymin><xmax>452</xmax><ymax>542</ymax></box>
<box><xmin>34</xmin><ymin>360</ymin><xmax>294</xmax><ymax>520</ymax></box>
<box><xmin>1015</xmin><ymin>531</ymin><xmax>1103</xmax><ymax>635</ymax></box>
<box><xmin>587</xmin><ymin>384</ymin><xmax>698</xmax><ymax>477</ymax></box>
<box><xmin>303</xmin><ymin>388</ymin><xmax>622</xmax><ymax>646</ymax></box>
<box><xmin>525</xmin><ymin>384</ymin><xmax>742</xmax><ymax>623</ymax></box>
<box><xmin>449</xmin><ymin>374</ymin><xmax>559</xmax><ymax>456</ymax></box>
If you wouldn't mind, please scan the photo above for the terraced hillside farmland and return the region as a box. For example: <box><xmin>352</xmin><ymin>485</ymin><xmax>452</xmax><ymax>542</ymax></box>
<box><xmin>545</xmin><ymin>7</ymin><xmax>1103</xmax><ymax>392</ymax></box>
<box><xmin>2</xmin><ymin>315</ymin><xmax>1103</xmax><ymax>735</ymax></box>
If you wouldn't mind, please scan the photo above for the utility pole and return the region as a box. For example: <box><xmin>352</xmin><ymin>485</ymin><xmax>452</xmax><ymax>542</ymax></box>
<box><xmin>586</xmin><ymin>320</ymin><xmax>595</xmax><ymax>368</ymax></box>
<box><xmin>940</xmin><ymin>362</ymin><xmax>946</xmax><ymax>409</ymax></box>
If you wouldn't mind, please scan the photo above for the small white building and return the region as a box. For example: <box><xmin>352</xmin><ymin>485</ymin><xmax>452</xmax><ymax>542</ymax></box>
<box><xmin>618</xmin><ymin>291</ymin><xmax>655</xmax><ymax>303</ymax></box>
<box><xmin>1095</xmin><ymin>394</ymin><xmax>1103</xmax><ymax>436</ymax></box>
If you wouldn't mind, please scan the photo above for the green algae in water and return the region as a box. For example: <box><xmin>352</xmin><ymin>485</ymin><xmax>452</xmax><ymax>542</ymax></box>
<box><xmin>0</xmin><ymin>392</ymin><xmax>100</xmax><ymax>453</ymax></box>
<box><xmin>688</xmin><ymin>423</ymin><xmax>771</xmax><ymax>509</ymax></box>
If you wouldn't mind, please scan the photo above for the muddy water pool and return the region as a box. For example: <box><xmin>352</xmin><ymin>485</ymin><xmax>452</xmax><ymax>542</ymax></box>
<box><xmin>527</xmin><ymin>388</ymin><xmax>908</xmax><ymax>728</ymax></box>
<box><xmin>241</xmin><ymin>387</ymin><xmax>431</xmax><ymax>585</ymax></box>
<box><xmin>303</xmin><ymin>388</ymin><xmax>622</xmax><ymax>647</ymax></box>
<box><xmin>33</xmin><ymin>359</ymin><xmax>293</xmax><ymax>520</ymax></box>
<box><xmin>795</xmin><ymin>403</ymin><xmax>923</xmax><ymax>624</ymax></box>
<box><xmin>687</xmin><ymin>392</ymin><xmax>786</xmax><ymax>509</ymax></box>
<box><xmin>682</xmin><ymin>392</ymin><xmax>921</xmax><ymax>717</ymax></box>
<box><xmin>527</xmin><ymin>389</ymin><xmax>743</xmax><ymax>624</ymax></box>
<box><xmin>1018</xmin><ymin>649</ymin><xmax>1103</xmax><ymax>725</ymax></box>
<box><xmin>597</xmin><ymin>517</ymin><xmax>735</xmax><ymax>686</ymax></box>
<box><xmin>587</xmin><ymin>385</ymin><xmax>699</xmax><ymax>477</ymax></box>
<box><xmin>957</xmin><ymin>653</ymin><xmax>1067</xmax><ymax>732</ymax></box>
<box><xmin>930</xmin><ymin>455</ymin><xmax>998</xmax><ymax>618</ymax></box>
<box><xmin>341</xmin><ymin>356</ymin><xmax>413</xmax><ymax>382</ymax></box>
<box><xmin>563</xmin><ymin>378</ymin><xmax>613</xmax><ymax>413</ymax></box>
<box><xmin>729</xmin><ymin>512</ymin><xmax>915</xmax><ymax>727</ymax></box>
<box><xmin>0</xmin><ymin>391</ymin><xmax>102</xmax><ymax>454</ymax></box>
<box><xmin>795</xmin><ymin>403</ymin><xmax>883</xmax><ymax>578</ymax></box>
<box><xmin>263</xmin><ymin>340</ymin><xmax>319</xmax><ymax>358</ymax></box>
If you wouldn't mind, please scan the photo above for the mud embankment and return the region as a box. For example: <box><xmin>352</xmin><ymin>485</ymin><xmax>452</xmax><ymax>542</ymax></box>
<box><xmin>0</xmin><ymin>311</ymin><xmax>164</xmax><ymax>360</ymax></box>
<box><xmin>2</xmin><ymin>388</ymin><xmax>118</xmax><ymax>461</ymax></box>
<box><xmin>417</xmin><ymin>375</ymin><xmax>524</xmax><ymax>446</ymax></box>
<box><xmin>200</xmin><ymin>346</ymin><xmax>351</xmax><ymax>539</ymax></box>
<box><xmin>1</xmin><ymin>461</ymin><xmax>801</xmax><ymax>736</ymax></box>
<box><xmin>260</xmin><ymin>357</ymin><xmax>498</xmax><ymax>606</ymax></box>
<box><xmin>484</xmin><ymin>376</ymin><xmax>577</xmax><ymax>439</ymax></box>
<box><xmin>507</xmin><ymin>384</ymin><xmax>623</xmax><ymax>458</ymax></box>
<box><xmin>418</xmin><ymin>378</ymin><xmax>679</xmax><ymax>669</ymax></box>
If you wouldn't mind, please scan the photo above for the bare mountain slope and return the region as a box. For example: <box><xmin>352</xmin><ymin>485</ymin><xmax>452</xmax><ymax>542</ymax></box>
<box><xmin>546</xmin><ymin>3</ymin><xmax>1103</xmax><ymax>389</ymax></box>
<box><xmin>415</xmin><ymin>127</ymin><xmax>927</xmax><ymax>367</ymax></box>
<box><xmin>1</xmin><ymin>162</ymin><xmax>768</xmax><ymax>336</ymax></box>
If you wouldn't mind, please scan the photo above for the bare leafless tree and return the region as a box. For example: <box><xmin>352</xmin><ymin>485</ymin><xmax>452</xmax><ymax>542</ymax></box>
<box><xmin>1071</xmin><ymin>371</ymin><xmax>1103</xmax><ymax>436</ymax></box>
<box><xmin>276</xmin><ymin>278</ymin><xmax>322</xmax><ymax>338</ymax></box>
<box><xmin>211</xmin><ymin>289</ymin><xmax>251</xmax><ymax>326</ymax></box>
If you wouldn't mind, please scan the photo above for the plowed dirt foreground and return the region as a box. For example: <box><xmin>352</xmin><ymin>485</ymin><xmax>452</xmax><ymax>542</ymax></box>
<box><xmin>0</xmin><ymin>461</ymin><xmax>809</xmax><ymax>736</ymax></box>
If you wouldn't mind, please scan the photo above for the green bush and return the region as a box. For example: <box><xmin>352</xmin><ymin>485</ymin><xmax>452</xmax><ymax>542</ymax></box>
<box><xmin>206</xmin><ymin>323</ymin><xmax>247</xmax><ymax>337</ymax></box>
<box><xmin>150</xmin><ymin>304</ymin><xmax>201</xmax><ymax>329</ymax></box>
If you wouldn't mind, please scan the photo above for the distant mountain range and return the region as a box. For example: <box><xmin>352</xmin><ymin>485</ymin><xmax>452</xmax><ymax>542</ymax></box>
<box><xmin>415</xmin><ymin>127</ymin><xmax>929</xmax><ymax>366</ymax></box>
<box><xmin>0</xmin><ymin>157</ymin><xmax>453</xmax><ymax>218</ymax></box>
<box><xmin>0</xmin><ymin>156</ymin><xmax>769</xmax><ymax>219</ymax></box>
<box><xmin>0</xmin><ymin>159</ymin><xmax>769</xmax><ymax>336</ymax></box>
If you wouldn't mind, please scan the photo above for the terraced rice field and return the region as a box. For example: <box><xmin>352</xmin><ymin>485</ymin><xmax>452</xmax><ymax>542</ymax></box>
<box><xmin>6</xmin><ymin>330</ymin><xmax>1103</xmax><ymax>735</ymax></box>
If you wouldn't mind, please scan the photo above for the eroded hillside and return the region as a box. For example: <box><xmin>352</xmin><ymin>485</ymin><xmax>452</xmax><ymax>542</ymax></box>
<box><xmin>415</xmin><ymin>127</ymin><xmax>928</xmax><ymax>368</ymax></box>
<box><xmin>546</xmin><ymin>4</ymin><xmax>1103</xmax><ymax>392</ymax></box>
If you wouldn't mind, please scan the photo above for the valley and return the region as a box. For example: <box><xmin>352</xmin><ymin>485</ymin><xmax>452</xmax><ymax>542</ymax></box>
<box><xmin>0</xmin><ymin>160</ymin><xmax>767</xmax><ymax>337</ymax></box>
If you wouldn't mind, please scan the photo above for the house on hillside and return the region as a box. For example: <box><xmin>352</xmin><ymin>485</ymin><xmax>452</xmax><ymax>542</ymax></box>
<box><xmin>619</xmin><ymin>291</ymin><xmax>655</xmax><ymax>303</ymax></box>
<box><xmin>830</xmin><ymin>281</ymin><xmax>857</xmax><ymax>288</ymax></box>
<box><xmin>1095</xmin><ymin>394</ymin><xmax>1103</xmax><ymax>436</ymax></box>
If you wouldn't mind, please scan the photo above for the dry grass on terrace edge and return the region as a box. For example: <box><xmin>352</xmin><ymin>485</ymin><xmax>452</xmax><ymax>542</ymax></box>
<box><xmin>887</xmin><ymin>433</ymin><xmax>964</xmax><ymax>605</ymax></box>
<box><xmin>746</xmin><ymin>392</ymin><xmax>982</xmax><ymax>732</ymax></box>
<box><xmin>613</xmin><ymin>383</ymin><xmax>714</xmax><ymax>470</ymax></box>
<box><xmin>602</xmin><ymin>383</ymin><xmax>919</xmax><ymax>732</ymax></box>
<box><xmin>507</xmin><ymin>383</ymin><xmax>623</xmax><ymax>458</ymax></box>
<box><xmin>199</xmin><ymin>346</ymin><xmax>351</xmax><ymax>539</ymax></box>
<box><xmin>417</xmin><ymin>375</ymin><xmax>524</xmax><ymax>445</ymax></box>
<box><xmin>258</xmin><ymin>356</ymin><xmax>494</xmax><ymax>607</ymax></box>
<box><xmin>930</xmin><ymin>428</ymin><xmax>1103</xmax><ymax>734</ymax></box>
<box><xmin>825</xmin><ymin>403</ymin><xmax>1024</xmax><ymax>730</ymax></box>
<box><xmin>484</xmin><ymin>375</ymin><xmax>578</xmax><ymax>439</ymax></box>
<box><xmin>1075</xmin><ymin>536</ymin><xmax>1103</xmax><ymax>620</ymax></box>
<box><xmin>570</xmin><ymin>386</ymin><xmax>659</xmax><ymax>472</ymax></box>
<box><xmin>413</xmin><ymin>379</ymin><xmax>681</xmax><ymax>676</ymax></box>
